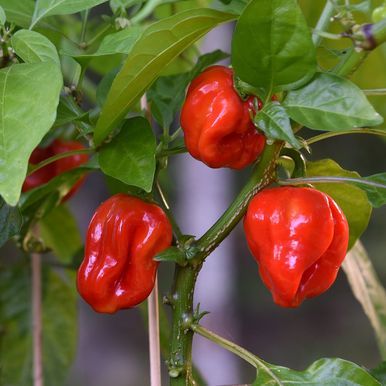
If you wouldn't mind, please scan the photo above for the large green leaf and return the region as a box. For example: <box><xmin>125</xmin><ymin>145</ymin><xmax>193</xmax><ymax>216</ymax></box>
<box><xmin>94</xmin><ymin>8</ymin><xmax>235</xmax><ymax>145</ymax></box>
<box><xmin>0</xmin><ymin>197</ymin><xmax>22</xmax><ymax>248</ymax></box>
<box><xmin>254</xmin><ymin>102</ymin><xmax>301</xmax><ymax>149</ymax></box>
<box><xmin>252</xmin><ymin>357</ymin><xmax>380</xmax><ymax>385</ymax></box>
<box><xmin>283</xmin><ymin>73</ymin><xmax>383</xmax><ymax>131</ymax></box>
<box><xmin>231</xmin><ymin>0</ymin><xmax>316</xmax><ymax>94</ymax></box>
<box><xmin>0</xmin><ymin>62</ymin><xmax>62</xmax><ymax>206</ymax></box>
<box><xmin>343</xmin><ymin>241</ymin><xmax>386</xmax><ymax>360</ymax></box>
<box><xmin>30</xmin><ymin>0</ymin><xmax>109</xmax><ymax>29</ymax></box>
<box><xmin>0</xmin><ymin>262</ymin><xmax>77</xmax><ymax>386</ymax></box>
<box><xmin>11</xmin><ymin>29</ymin><xmax>60</xmax><ymax>65</ymax></box>
<box><xmin>0</xmin><ymin>0</ymin><xmax>34</xmax><ymax>28</ymax></box>
<box><xmin>306</xmin><ymin>159</ymin><xmax>372</xmax><ymax>249</ymax></box>
<box><xmin>40</xmin><ymin>205</ymin><xmax>82</xmax><ymax>264</ymax></box>
<box><xmin>371</xmin><ymin>362</ymin><xmax>386</xmax><ymax>384</ymax></box>
<box><xmin>98</xmin><ymin>117</ymin><xmax>156</xmax><ymax>192</ymax></box>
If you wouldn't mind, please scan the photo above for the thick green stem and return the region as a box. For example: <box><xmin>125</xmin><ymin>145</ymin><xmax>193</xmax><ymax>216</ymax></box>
<box><xmin>312</xmin><ymin>1</ymin><xmax>335</xmax><ymax>46</ymax></box>
<box><xmin>168</xmin><ymin>142</ymin><xmax>283</xmax><ymax>386</ymax></box>
<box><xmin>169</xmin><ymin>265</ymin><xmax>199</xmax><ymax>386</ymax></box>
<box><xmin>195</xmin><ymin>142</ymin><xmax>283</xmax><ymax>262</ymax></box>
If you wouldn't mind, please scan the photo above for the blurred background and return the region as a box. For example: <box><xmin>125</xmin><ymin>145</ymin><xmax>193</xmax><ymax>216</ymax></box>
<box><xmin>62</xmin><ymin>1</ymin><xmax>386</xmax><ymax>385</ymax></box>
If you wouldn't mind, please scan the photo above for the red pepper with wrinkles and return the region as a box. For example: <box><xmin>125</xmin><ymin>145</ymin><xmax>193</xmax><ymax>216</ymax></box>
<box><xmin>22</xmin><ymin>139</ymin><xmax>88</xmax><ymax>200</ymax></box>
<box><xmin>243</xmin><ymin>187</ymin><xmax>349</xmax><ymax>308</ymax></box>
<box><xmin>77</xmin><ymin>194</ymin><xmax>173</xmax><ymax>314</ymax></box>
<box><xmin>180</xmin><ymin>65</ymin><xmax>265</xmax><ymax>169</ymax></box>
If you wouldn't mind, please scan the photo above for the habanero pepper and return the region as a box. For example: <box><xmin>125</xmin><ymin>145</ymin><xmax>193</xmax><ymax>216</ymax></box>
<box><xmin>180</xmin><ymin>65</ymin><xmax>265</xmax><ymax>169</ymax></box>
<box><xmin>77</xmin><ymin>194</ymin><xmax>173</xmax><ymax>314</ymax></box>
<box><xmin>22</xmin><ymin>139</ymin><xmax>88</xmax><ymax>200</ymax></box>
<box><xmin>243</xmin><ymin>187</ymin><xmax>349</xmax><ymax>308</ymax></box>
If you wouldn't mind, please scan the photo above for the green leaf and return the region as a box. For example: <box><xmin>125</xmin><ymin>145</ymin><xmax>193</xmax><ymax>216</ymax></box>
<box><xmin>254</xmin><ymin>102</ymin><xmax>301</xmax><ymax>149</ymax></box>
<box><xmin>252</xmin><ymin>357</ymin><xmax>380</xmax><ymax>385</ymax></box>
<box><xmin>96</xmin><ymin>67</ymin><xmax>120</xmax><ymax>107</ymax></box>
<box><xmin>54</xmin><ymin>96</ymin><xmax>89</xmax><ymax>127</ymax></box>
<box><xmin>0</xmin><ymin>62</ymin><xmax>62</xmax><ymax>206</ymax></box>
<box><xmin>98</xmin><ymin>117</ymin><xmax>156</xmax><ymax>192</ymax></box>
<box><xmin>283</xmin><ymin>73</ymin><xmax>384</xmax><ymax>131</ymax></box>
<box><xmin>343</xmin><ymin>241</ymin><xmax>386</xmax><ymax>360</ymax></box>
<box><xmin>30</xmin><ymin>0</ymin><xmax>109</xmax><ymax>29</ymax></box>
<box><xmin>360</xmin><ymin>173</ymin><xmax>386</xmax><ymax>208</ymax></box>
<box><xmin>94</xmin><ymin>8</ymin><xmax>235</xmax><ymax>145</ymax></box>
<box><xmin>154</xmin><ymin>246</ymin><xmax>186</xmax><ymax>265</ymax></box>
<box><xmin>371</xmin><ymin>362</ymin><xmax>386</xmax><ymax>384</ymax></box>
<box><xmin>0</xmin><ymin>262</ymin><xmax>77</xmax><ymax>386</ymax></box>
<box><xmin>147</xmin><ymin>50</ymin><xmax>229</xmax><ymax>128</ymax></box>
<box><xmin>306</xmin><ymin>159</ymin><xmax>372</xmax><ymax>249</ymax></box>
<box><xmin>62</xmin><ymin>27</ymin><xmax>142</xmax><ymax>59</ymax></box>
<box><xmin>231</xmin><ymin>0</ymin><xmax>316</xmax><ymax>93</ymax></box>
<box><xmin>0</xmin><ymin>197</ymin><xmax>22</xmax><ymax>247</ymax></box>
<box><xmin>40</xmin><ymin>204</ymin><xmax>82</xmax><ymax>264</ymax></box>
<box><xmin>0</xmin><ymin>0</ymin><xmax>34</xmax><ymax>28</ymax></box>
<box><xmin>0</xmin><ymin>5</ymin><xmax>6</xmax><ymax>25</ymax></box>
<box><xmin>11</xmin><ymin>29</ymin><xmax>60</xmax><ymax>65</ymax></box>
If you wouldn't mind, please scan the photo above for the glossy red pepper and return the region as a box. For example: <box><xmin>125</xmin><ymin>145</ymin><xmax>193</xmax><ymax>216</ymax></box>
<box><xmin>243</xmin><ymin>187</ymin><xmax>349</xmax><ymax>308</ymax></box>
<box><xmin>77</xmin><ymin>194</ymin><xmax>173</xmax><ymax>314</ymax></box>
<box><xmin>22</xmin><ymin>139</ymin><xmax>88</xmax><ymax>200</ymax></box>
<box><xmin>180</xmin><ymin>65</ymin><xmax>265</xmax><ymax>169</ymax></box>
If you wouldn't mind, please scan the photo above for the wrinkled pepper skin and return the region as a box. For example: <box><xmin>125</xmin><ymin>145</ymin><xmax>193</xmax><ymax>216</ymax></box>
<box><xmin>77</xmin><ymin>194</ymin><xmax>173</xmax><ymax>314</ymax></box>
<box><xmin>22</xmin><ymin>139</ymin><xmax>88</xmax><ymax>200</ymax></box>
<box><xmin>180</xmin><ymin>65</ymin><xmax>265</xmax><ymax>169</ymax></box>
<box><xmin>243</xmin><ymin>187</ymin><xmax>349</xmax><ymax>308</ymax></box>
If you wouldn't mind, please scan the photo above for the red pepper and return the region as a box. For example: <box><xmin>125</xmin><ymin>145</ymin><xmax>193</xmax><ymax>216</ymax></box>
<box><xmin>77</xmin><ymin>194</ymin><xmax>173</xmax><ymax>313</ymax></box>
<box><xmin>22</xmin><ymin>139</ymin><xmax>88</xmax><ymax>200</ymax></box>
<box><xmin>180</xmin><ymin>65</ymin><xmax>265</xmax><ymax>169</ymax></box>
<box><xmin>243</xmin><ymin>187</ymin><xmax>349</xmax><ymax>308</ymax></box>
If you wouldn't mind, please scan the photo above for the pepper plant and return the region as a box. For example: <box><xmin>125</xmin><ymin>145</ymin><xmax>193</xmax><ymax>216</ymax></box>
<box><xmin>1</xmin><ymin>0</ymin><xmax>386</xmax><ymax>385</ymax></box>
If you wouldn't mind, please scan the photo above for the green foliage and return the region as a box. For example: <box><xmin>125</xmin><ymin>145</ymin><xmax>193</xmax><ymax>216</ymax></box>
<box><xmin>371</xmin><ymin>362</ymin><xmax>386</xmax><ymax>384</ymax></box>
<box><xmin>0</xmin><ymin>5</ymin><xmax>6</xmax><ymax>25</ymax></box>
<box><xmin>0</xmin><ymin>198</ymin><xmax>22</xmax><ymax>248</ymax></box>
<box><xmin>11</xmin><ymin>29</ymin><xmax>60</xmax><ymax>66</ymax></box>
<box><xmin>232</xmin><ymin>0</ymin><xmax>316</xmax><ymax>95</ymax></box>
<box><xmin>343</xmin><ymin>242</ymin><xmax>386</xmax><ymax>360</ymax></box>
<box><xmin>30</xmin><ymin>0</ymin><xmax>109</xmax><ymax>29</ymax></box>
<box><xmin>0</xmin><ymin>63</ymin><xmax>62</xmax><ymax>206</ymax></box>
<box><xmin>94</xmin><ymin>8</ymin><xmax>235</xmax><ymax>145</ymax></box>
<box><xmin>99</xmin><ymin>117</ymin><xmax>157</xmax><ymax>192</ymax></box>
<box><xmin>254</xmin><ymin>102</ymin><xmax>301</xmax><ymax>149</ymax></box>
<box><xmin>0</xmin><ymin>0</ymin><xmax>34</xmax><ymax>28</ymax></box>
<box><xmin>252</xmin><ymin>357</ymin><xmax>380</xmax><ymax>385</ymax></box>
<box><xmin>0</xmin><ymin>262</ymin><xmax>77</xmax><ymax>386</ymax></box>
<box><xmin>360</xmin><ymin>173</ymin><xmax>386</xmax><ymax>208</ymax></box>
<box><xmin>40</xmin><ymin>205</ymin><xmax>82</xmax><ymax>264</ymax></box>
<box><xmin>283</xmin><ymin>73</ymin><xmax>383</xmax><ymax>131</ymax></box>
<box><xmin>306</xmin><ymin>159</ymin><xmax>372</xmax><ymax>249</ymax></box>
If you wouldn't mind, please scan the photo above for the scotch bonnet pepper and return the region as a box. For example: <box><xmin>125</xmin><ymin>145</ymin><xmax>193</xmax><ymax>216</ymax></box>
<box><xmin>22</xmin><ymin>139</ymin><xmax>88</xmax><ymax>200</ymax></box>
<box><xmin>180</xmin><ymin>65</ymin><xmax>265</xmax><ymax>169</ymax></box>
<box><xmin>243</xmin><ymin>187</ymin><xmax>349</xmax><ymax>308</ymax></box>
<box><xmin>77</xmin><ymin>194</ymin><xmax>173</xmax><ymax>314</ymax></box>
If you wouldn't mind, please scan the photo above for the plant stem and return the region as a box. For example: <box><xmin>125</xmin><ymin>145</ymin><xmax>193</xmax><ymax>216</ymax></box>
<box><xmin>312</xmin><ymin>0</ymin><xmax>335</xmax><ymax>46</ymax></box>
<box><xmin>32</xmin><ymin>252</ymin><xmax>43</xmax><ymax>386</ymax></box>
<box><xmin>80</xmin><ymin>10</ymin><xmax>89</xmax><ymax>45</ymax></box>
<box><xmin>195</xmin><ymin>142</ymin><xmax>283</xmax><ymax>262</ymax></box>
<box><xmin>334</xmin><ymin>47</ymin><xmax>368</xmax><ymax>77</ymax></box>
<box><xmin>169</xmin><ymin>265</ymin><xmax>199</xmax><ymax>386</ymax></box>
<box><xmin>306</xmin><ymin>128</ymin><xmax>386</xmax><ymax>145</ymax></box>
<box><xmin>148</xmin><ymin>276</ymin><xmax>161</xmax><ymax>386</ymax></box>
<box><xmin>191</xmin><ymin>324</ymin><xmax>281</xmax><ymax>384</ymax></box>
<box><xmin>363</xmin><ymin>88</ymin><xmax>386</xmax><ymax>95</ymax></box>
<box><xmin>278</xmin><ymin>176</ymin><xmax>386</xmax><ymax>189</ymax></box>
<box><xmin>168</xmin><ymin>142</ymin><xmax>282</xmax><ymax>386</ymax></box>
<box><xmin>27</xmin><ymin>149</ymin><xmax>93</xmax><ymax>176</ymax></box>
